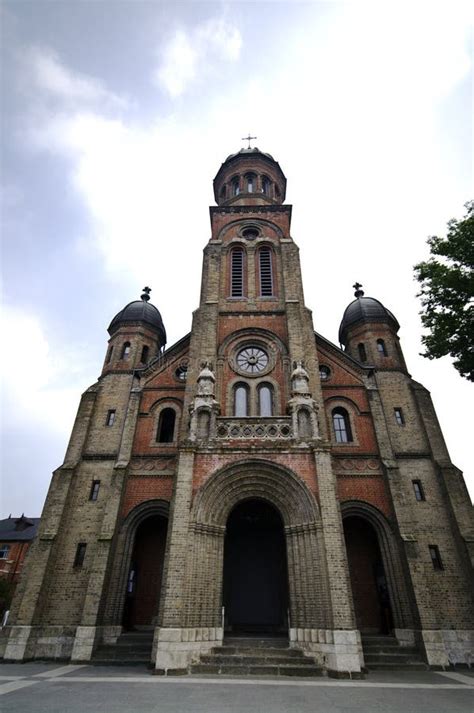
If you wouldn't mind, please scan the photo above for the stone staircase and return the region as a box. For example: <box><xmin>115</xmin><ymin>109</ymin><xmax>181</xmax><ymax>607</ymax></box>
<box><xmin>362</xmin><ymin>635</ymin><xmax>427</xmax><ymax>670</ymax></box>
<box><xmin>92</xmin><ymin>630</ymin><xmax>153</xmax><ymax>666</ymax></box>
<box><xmin>190</xmin><ymin>637</ymin><xmax>323</xmax><ymax>677</ymax></box>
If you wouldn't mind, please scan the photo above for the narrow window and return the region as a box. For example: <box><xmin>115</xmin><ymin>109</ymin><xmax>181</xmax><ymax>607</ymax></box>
<box><xmin>220</xmin><ymin>185</ymin><xmax>227</xmax><ymax>201</ymax></box>
<box><xmin>232</xmin><ymin>177</ymin><xmax>240</xmax><ymax>196</ymax></box>
<box><xmin>358</xmin><ymin>343</ymin><xmax>367</xmax><ymax>362</ymax></box>
<box><xmin>377</xmin><ymin>339</ymin><xmax>388</xmax><ymax>356</ymax></box>
<box><xmin>157</xmin><ymin>408</ymin><xmax>176</xmax><ymax>443</ymax></box>
<box><xmin>0</xmin><ymin>544</ymin><xmax>10</xmax><ymax>559</ymax></box>
<box><xmin>261</xmin><ymin>176</ymin><xmax>271</xmax><ymax>195</ymax></box>
<box><xmin>394</xmin><ymin>407</ymin><xmax>404</xmax><ymax>425</ymax></box>
<box><xmin>106</xmin><ymin>345</ymin><xmax>113</xmax><ymax>363</ymax></box>
<box><xmin>231</xmin><ymin>248</ymin><xmax>244</xmax><ymax>297</ymax></box>
<box><xmin>127</xmin><ymin>567</ymin><xmax>136</xmax><ymax>593</ymax></box>
<box><xmin>234</xmin><ymin>383</ymin><xmax>249</xmax><ymax>417</ymax></box>
<box><xmin>428</xmin><ymin>545</ymin><xmax>443</xmax><ymax>570</ymax></box>
<box><xmin>259</xmin><ymin>247</ymin><xmax>273</xmax><ymax>296</ymax></box>
<box><xmin>332</xmin><ymin>408</ymin><xmax>353</xmax><ymax>443</ymax></box>
<box><xmin>258</xmin><ymin>383</ymin><xmax>273</xmax><ymax>417</ymax></box>
<box><xmin>73</xmin><ymin>543</ymin><xmax>87</xmax><ymax>567</ymax></box>
<box><xmin>106</xmin><ymin>409</ymin><xmax>116</xmax><ymax>426</ymax></box>
<box><xmin>121</xmin><ymin>342</ymin><xmax>131</xmax><ymax>360</ymax></box>
<box><xmin>246</xmin><ymin>174</ymin><xmax>255</xmax><ymax>193</ymax></box>
<box><xmin>140</xmin><ymin>345</ymin><xmax>150</xmax><ymax>363</ymax></box>
<box><xmin>412</xmin><ymin>480</ymin><xmax>425</xmax><ymax>501</ymax></box>
<box><xmin>89</xmin><ymin>480</ymin><xmax>101</xmax><ymax>501</ymax></box>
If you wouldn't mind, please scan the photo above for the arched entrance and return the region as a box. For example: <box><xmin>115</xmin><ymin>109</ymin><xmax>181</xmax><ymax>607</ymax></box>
<box><xmin>343</xmin><ymin>515</ymin><xmax>393</xmax><ymax>634</ymax></box>
<box><xmin>223</xmin><ymin>499</ymin><xmax>288</xmax><ymax>634</ymax></box>
<box><xmin>122</xmin><ymin>514</ymin><xmax>167</xmax><ymax>630</ymax></box>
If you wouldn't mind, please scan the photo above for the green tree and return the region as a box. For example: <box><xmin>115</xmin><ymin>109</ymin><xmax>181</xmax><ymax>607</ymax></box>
<box><xmin>414</xmin><ymin>201</ymin><xmax>474</xmax><ymax>381</ymax></box>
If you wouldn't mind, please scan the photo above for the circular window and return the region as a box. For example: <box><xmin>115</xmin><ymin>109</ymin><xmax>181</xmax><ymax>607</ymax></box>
<box><xmin>236</xmin><ymin>346</ymin><xmax>269</xmax><ymax>374</ymax></box>
<box><xmin>319</xmin><ymin>365</ymin><xmax>331</xmax><ymax>381</ymax></box>
<box><xmin>175</xmin><ymin>365</ymin><xmax>188</xmax><ymax>382</ymax></box>
<box><xmin>241</xmin><ymin>226</ymin><xmax>260</xmax><ymax>240</ymax></box>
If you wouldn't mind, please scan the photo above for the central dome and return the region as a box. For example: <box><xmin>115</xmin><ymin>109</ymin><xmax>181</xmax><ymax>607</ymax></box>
<box><xmin>108</xmin><ymin>292</ymin><xmax>166</xmax><ymax>345</ymax></box>
<box><xmin>339</xmin><ymin>294</ymin><xmax>399</xmax><ymax>345</ymax></box>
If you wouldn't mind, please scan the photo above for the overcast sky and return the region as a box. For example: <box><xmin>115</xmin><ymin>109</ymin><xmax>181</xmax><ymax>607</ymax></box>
<box><xmin>1</xmin><ymin>0</ymin><xmax>473</xmax><ymax>517</ymax></box>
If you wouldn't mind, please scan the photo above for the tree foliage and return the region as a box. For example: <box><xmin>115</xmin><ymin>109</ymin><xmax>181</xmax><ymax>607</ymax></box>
<box><xmin>414</xmin><ymin>201</ymin><xmax>474</xmax><ymax>381</ymax></box>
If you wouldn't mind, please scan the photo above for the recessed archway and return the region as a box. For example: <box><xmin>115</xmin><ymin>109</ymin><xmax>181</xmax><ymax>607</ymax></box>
<box><xmin>223</xmin><ymin>498</ymin><xmax>288</xmax><ymax>635</ymax></box>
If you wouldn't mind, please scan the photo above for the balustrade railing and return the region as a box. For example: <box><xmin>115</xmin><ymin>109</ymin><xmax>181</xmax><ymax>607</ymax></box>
<box><xmin>215</xmin><ymin>417</ymin><xmax>293</xmax><ymax>440</ymax></box>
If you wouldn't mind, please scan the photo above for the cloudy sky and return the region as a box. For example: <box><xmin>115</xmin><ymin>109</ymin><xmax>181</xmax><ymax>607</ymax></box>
<box><xmin>1</xmin><ymin>0</ymin><xmax>473</xmax><ymax>517</ymax></box>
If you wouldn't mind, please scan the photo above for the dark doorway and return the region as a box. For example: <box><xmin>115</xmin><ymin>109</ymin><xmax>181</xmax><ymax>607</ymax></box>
<box><xmin>343</xmin><ymin>516</ymin><xmax>393</xmax><ymax>634</ymax></box>
<box><xmin>223</xmin><ymin>499</ymin><xmax>288</xmax><ymax>635</ymax></box>
<box><xmin>122</xmin><ymin>515</ymin><xmax>167</xmax><ymax>629</ymax></box>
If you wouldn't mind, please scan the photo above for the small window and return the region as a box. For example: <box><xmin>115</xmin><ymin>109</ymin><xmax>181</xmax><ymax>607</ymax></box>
<box><xmin>259</xmin><ymin>247</ymin><xmax>274</xmax><ymax>296</ymax></box>
<box><xmin>377</xmin><ymin>339</ymin><xmax>388</xmax><ymax>356</ymax></box>
<box><xmin>246</xmin><ymin>174</ymin><xmax>255</xmax><ymax>193</ymax></box>
<box><xmin>0</xmin><ymin>544</ymin><xmax>10</xmax><ymax>559</ymax></box>
<box><xmin>412</xmin><ymin>480</ymin><xmax>425</xmax><ymax>502</ymax></box>
<box><xmin>261</xmin><ymin>176</ymin><xmax>271</xmax><ymax>195</ymax></box>
<box><xmin>89</xmin><ymin>480</ymin><xmax>100</xmax><ymax>501</ymax></box>
<box><xmin>73</xmin><ymin>542</ymin><xmax>87</xmax><ymax>567</ymax></box>
<box><xmin>106</xmin><ymin>409</ymin><xmax>116</xmax><ymax>426</ymax></box>
<box><xmin>121</xmin><ymin>342</ymin><xmax>131</xmax><ymax>360</ymax></box>
<box><xmin>175</xmin><ymin>365</ymin><xmax>188</xmax><ymax>382</ymax></box>
<box><xmin>106</xmin><ymin>345</ymin><xmax>113</xmax><ymax>363</ymax></box>
<box><xmin>220</xmin><ymin>185</ymin><xmax>227</xmax><ymax>200</ymax></box>
<box><xmin>231</xmin><ymin>177</ymin><xmax>240</xmax><ymax>196</ymax></box>
<box><xmin>332</xmin><ymin>407</ymin><xmax>353</xmax><ymax>443</ymax></box>
<box><xmin>231</xmin><ymin>248</ymin><xmax>245</xmax><ymax>297</ymax></box>
<box><xmin>258</xmin><ymin>383</ymin><xmax>273</xmax><ymax>417</ymax></box>
<box><xmin>157</xmin><ymin>408</ymin><xmax>176</xmax><ymax>443</ymax></box>
<box><xmin>234</xmin><ymin>383</ymin><xmax>249</xmax><ymax>417</ymax></box>
<box><xmin>319</xmin><ymin>365</ymin><xmax>331</xmax><ymax>381</ymax></box>
<box><xmin>140</xmin><ymin>345</ymin><xmax>150</xmax><ymax>364</ymax></box>
<box><xmin>428</xmin><ymin>545</ymin><xmax>443</xmax><ymax>570</ymax></box>
<box><xmin>358</xmin><ymin>343</ymin><xmax>367</xmax><ymax>362</ymax></box>
<box><xmin>394</xmin><ymin>407</ymin><xmax>404</xmax><ymax>425</ymax></box>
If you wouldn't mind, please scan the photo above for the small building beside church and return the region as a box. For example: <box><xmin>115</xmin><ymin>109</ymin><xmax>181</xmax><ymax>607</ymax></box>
<box><xmin>2</xmin><ymin>147</ymin><xmax>473</xmax><ymax>675</ymax></box>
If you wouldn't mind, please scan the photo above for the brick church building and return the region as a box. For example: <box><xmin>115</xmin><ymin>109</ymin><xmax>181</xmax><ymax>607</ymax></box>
<box><xmin>2</xmin><ymin>147</ymin><xmax>473</xmax><ymax>675</ymax></box>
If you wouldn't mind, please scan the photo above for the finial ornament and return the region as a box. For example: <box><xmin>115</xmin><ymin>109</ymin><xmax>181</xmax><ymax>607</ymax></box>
<box><xmin>141</xmin><ymin>286</ymin><xmax>151</xmax><ymax>302</ymax></box>
<box><xmin>353</xmin><ymin>282</ymin><xmax>364</xmax><ymax>298</ymax></box>
<box><xmin>241</xmin><ymin>133</ymin><xmax>257</xmax><ymax>149</ymax></box>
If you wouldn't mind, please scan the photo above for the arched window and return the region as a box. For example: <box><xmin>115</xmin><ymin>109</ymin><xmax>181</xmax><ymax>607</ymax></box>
<box><xmin>332</xmin><ymin>408</ymin><xmax>353</xmax><ymax>443</ymax></box>
<box><xmin>106</xmin><ymin>345</ymin><xmax>113</xmax><ymax>363</ymax></box>
<box><xmin>156</xmin><ymin>408</ymin><xmax>176</xmax><ymax>443</ymax></box>
<box><xmin>121</xmin><ymin>342</ymin><xmax>131</xmax><ymax>360</ymax></box>
<box><xmin>140</xmin><ymin>345</ymin><xmax>150</xmax><ymax>363</ymax></box>
<box><xmin>358</xmin><ymin>343</ymin><xmax>367</xmax><ymax>362</ymax></box>
<box><xmin>231</xmin><ymin>177</ymin><xmax>240</xmax><ymax>196</ymax></box>
<box><xmin>245</xmin><ymin>173</ymin><xmax>256</xmax><ymax>193</ymax></box>
<box><xmin>258</xmin><ymin>383</ymin><xmax>273</xmax><ymax>416</ymax></box>
<box><xmin>261</xmin><ymin>176</ymin><xmax>271</xmax><ymax>195</ymax></box>
<box><xmin>259</xmin><ymin>247</ymin><xmax>274</xmax><ymax>296</ymax></box>
<box><xmin>234</xmin><ymin>383</ymin><xmax>249</xmax><ymax>417</ymax></box>
<box><xmin>377</xmin><ymin>339</ymin><xmax>388</xmax><ymax>356</ymax></box>
<box><xmin>231</xmin><ymin>247</ymin><xmax>245</xmax><ymax>297</ymax></box>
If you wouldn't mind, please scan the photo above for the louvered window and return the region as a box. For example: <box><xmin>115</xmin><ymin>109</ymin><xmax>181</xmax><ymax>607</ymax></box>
<box><xmin>259</xmin><ymin>247</ymin><xmax>273</xmax><ymax>296</ymax></box>
<box><xmin>231</xmin><ymin>248</ymin><xmax>244</xmax><ymax>297</ymax></box>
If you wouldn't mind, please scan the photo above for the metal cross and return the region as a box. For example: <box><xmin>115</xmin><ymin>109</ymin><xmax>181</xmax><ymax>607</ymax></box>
<box><xmin>241</xmin><ymin>134</ymin><xmax>257</xmax><ymax>149</ymax></box>
<box><xmin>141</xmin><ymin>286</ymin><xmax>152</xmax><ymax>301</ymax></box>
<box><xmin>353</xmin><ymin>282</ymin><xmax>364</xmax><ymax>297</ymax></box>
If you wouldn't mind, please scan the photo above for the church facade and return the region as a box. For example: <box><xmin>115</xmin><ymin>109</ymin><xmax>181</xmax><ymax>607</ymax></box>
<box><xmin>3</xmin><ymin>148</ymin><xmax>473</xmax><ymax>675</ymax></box>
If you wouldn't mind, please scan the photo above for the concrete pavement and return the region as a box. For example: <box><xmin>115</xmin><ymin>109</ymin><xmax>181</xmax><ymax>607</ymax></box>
<box><xmin>0</xmin><ymin>662</ymin><xmax>473</xmax><ymax>712</ymax></box>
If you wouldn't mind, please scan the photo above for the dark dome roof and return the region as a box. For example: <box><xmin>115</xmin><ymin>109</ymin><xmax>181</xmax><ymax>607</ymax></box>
<box><xmin>339</xmin><ymin>295</ymin><xmax>399</xmax><ymax>345</ymax></box>
<box><xmin>108</xmin><ymin>294</ymin><xmax>166</xmax><ymax>343</ymax></box>
<box><xmin>224</xmin><ymin>147</ymin><xmax>275</xmax><ymax>162</ymax></box>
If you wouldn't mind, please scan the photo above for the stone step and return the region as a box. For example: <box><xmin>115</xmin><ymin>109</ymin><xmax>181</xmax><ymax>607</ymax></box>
<box><xmin>224</xmin><ymin>637</ymin><xmax>288</xmax><ymax>649</ymax></box>
<box><xmin>363</xmin><ymin>646</ymin><xmax>419</xmax><ymax>656</ymax></box>
<box><xmin>92</xmin><ymin>658</ymin><xmax>151</xmax><ymax>666</ymax></box>
<box><xmin>365</xmin><ymin>661</ymin><xmax>428</xmax><ymax>671</ymax></box>
<box><xmin>190</xmin><ymin>662</ymin><xmax>322</xmax><ymax>677</ymax></box>
<box><xmin>201</xmin><ymin>654</ymin><xmax>316</xmax><ymax>666</ymax></box>
<box><xmin>361</xmin><ymin>636</ymin><xmax>399</xmax><ymax>646</ymax></box>
<box><xmin>213</xmin><ymin>646</ymin><xmax>304</xmax><ymax>658</ymax></box>
<box><xmin>364</xmin><ymin>653</ymin><xmax>423</xmax><ymax>664</ymax></box>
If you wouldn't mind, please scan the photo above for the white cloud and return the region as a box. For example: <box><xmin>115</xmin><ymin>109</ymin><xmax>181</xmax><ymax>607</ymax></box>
<box><xmin>25</xmin><ymin>46</ymin><xmax>127</xmax><ymax>109</ymax></box>
<box><xmin>155</xmin><ymin>17</ymin><xmax>242</xmax><ymax>97</ymax></box>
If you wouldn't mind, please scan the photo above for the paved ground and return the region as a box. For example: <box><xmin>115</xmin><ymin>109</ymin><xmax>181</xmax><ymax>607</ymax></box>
<box><xmin>1</xmin><ymin>663</ymin><xmax>473</xmax><ymax>712</ymax></box>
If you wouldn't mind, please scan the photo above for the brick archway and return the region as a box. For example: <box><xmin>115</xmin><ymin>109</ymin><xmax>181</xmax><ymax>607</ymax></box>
<box><xmin>183</xmin><ymin>460</ymin><xmax>331</xmax><ymax>631</ymax></box>
<box><xmin>341</xmin><ymin>501</ymin><xmax>415</xmax><ymax>631</ymax></box>
<box><xmin>102</xmin><ymin>500</ymin><xmax>170</xmax><ymax>628</ymax></box>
